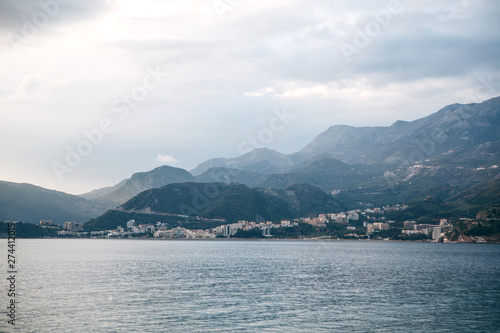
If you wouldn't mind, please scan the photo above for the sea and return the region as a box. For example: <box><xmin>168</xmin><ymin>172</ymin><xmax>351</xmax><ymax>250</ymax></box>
<box><xmin>2</xmin><ymin>239</ymin><xmax>500</xmax><ymax>332</ymax></box>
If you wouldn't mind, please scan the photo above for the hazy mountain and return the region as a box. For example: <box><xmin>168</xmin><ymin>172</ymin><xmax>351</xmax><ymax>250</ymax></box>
<box><xmin>190</xmin><ymin>148</ymin><xmax>305</xmax><ymax>176</ymax></box>
<box><xmin>79</xmin><ymin>179</ymin><xmax>128</xmax><ymax>201</ymax></box>
<box><xmin>189</xmin><ymin>96</ymin><xmax>500</xmax><ymax>197</ymax></box>
<box><xmin>85</xmin><ymin>182</ymin><xmax>346</xmax><ymax>230</ymax></box>
<box><xmin>195</xmin><ymin>157</ymin><xmax>384</xmax><ymax>192</ymax></box>
<box><xmin>0</xmin><ymin>180</ymin><xmax>108</xmax><ymax>224</ymax></box>
<box><xmin>334</xmin><ymin>162</ymin><xmax>500</xmax><ymax>210</ymax></box>
<box><xmin>92</xmin><ymin>97</ymin><xmax>499</xmax><ymax>207</ymax></box>
<box><xmin>5</xmin><ymin>97</ymin><xmax>500</xmax><ymax>226</ymax></box>
<box><xmin>258</xmin><ymin>157</ymin><xmax>383</xmax><ymax>191</ymax></box>
<box><xmin>86</xmin><ymin>165</ymin><xmax>195</xmax><ymax>206</ymax></box>
<box><xmin>195</xmin><ymin>167</ymin><xmax>267</xmax><ymax>187</ymax></box>
<box><xmin>300</xmin><ymin>97</ymin><xmax>500</xmax><ymax>165</ymax></box>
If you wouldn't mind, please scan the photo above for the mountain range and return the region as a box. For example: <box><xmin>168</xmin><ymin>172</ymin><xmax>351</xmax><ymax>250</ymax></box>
<box><xmin>80</xmin><ymin>165</ymin><xmax>195</xmax><ymax>206</ymax></box>
<box><xmin>193</xmin><ymin>97</ymin><xmax>500</xmax><ymax>172</ymax></box>
<box><xmin>0</xmin><ymin>180</ymin><xmax>108</xmax><ymax>223</ymax></box>
<box><xmin>86</xmin><ymin>182</ymin><xmax>346</xmax><ymax>231</ymax></box>
<box><xmin>1</xmin><ymin>97</ymin><xmax>499</xmax><ymax>225</ymax></box>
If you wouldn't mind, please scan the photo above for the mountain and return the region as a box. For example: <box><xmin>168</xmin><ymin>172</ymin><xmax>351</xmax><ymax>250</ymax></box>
<box><xmin>195</xmin><ymin>157</ymin><xmax>384</xmax><ymax>192</ymax></box>
<box><xmin>333</xmin><ymin>162</ymin><xmax>500</xmax><ymax>210</ymax></box>
<box><xmin>300</xmin><ymin>97</ymin><xmax>500</xmax><ymax>165</ymax></box>
<box><xmin>476</xmin><ymin>204</ymin><xmax>500</xmax><ymax>220</ymax></box>
<box><xmin>195</xmin><ymin>167</ymin><xmax>267</xmax><ymax>187</ymax></box>
<box><xmin>83</xmin><ymin>165</ymin><xmax>195</xmax><ymax>206</ymax></box>
<box><xmin>4</xmin><ymin>97</ymin><xmax>500</xmax><ymax>226</ymax></box>
<box><xmin>79</xmin><ymin>179</ymin><xmax>128</xmax><ymax>201</ymax></box>
<box><xmin>446</xmin><ymin>175</ymin><xmax>500</xmax><ymax>210</ymax></box>
<box><xmin>85</xmin><ymin>97</ymin><xmax>499</xmax><ymax>207</ymax></box>
<box><xmin>85</xmin><ymin>182</ymin><xmax>346</xmax><ymax>230</ymax></box>
<box><xmin>188</xmin><ymin>97</ymin><xmax>500</xmax><ymax>202</ymax></box>
<box><xmin>190</xmin><ymin>148</ymin><xmax>305</xmax><ymax>176</ymax></box>
<box><xmin>191</xmin><ymin>97</ymin><xmax>500</xmax><ymax>173</ymax></box>
<box><xmin>259</xmin><ymin>157</ymin><xmax>383</xmax><ymax>191</ymax></box>
<box><xmin>267</xmin><ymin>183</ymin><xmax>348</xmax><ymax>217</ymax></box>
<box><xmin>376</xmin><ymin>176</ymin><xmax>500</xmax><ymax>224</ymax></box>
<box><xmin>0</xmin><ymin>180</ymin><xmax>108</xmax><ymax>224</ymax></box>
<box><xmin>84</xmin><ymin>209</ymin><xmax>227</xmax><ymax>232</ymax></box>
<box><xmin>118</xmin><ymin>182</ymin><xmax>293</xmax><ymax>222</ymax></box>
<box><xmin>0</xmin><ymin>165</ymin><xmax>196</xmax><ymax>225</ymax></box>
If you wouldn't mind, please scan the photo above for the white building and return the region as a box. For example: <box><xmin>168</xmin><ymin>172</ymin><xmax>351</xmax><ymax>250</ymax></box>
<box><xmin>262</xmin><ymin>227</ymin><xmax>272</xmax><ymax>237</ymax></box>
<box><xmin>127</xmin><ymin>219</ymin><xmax>136</xmax><ymax>229</ymax></box>
<box><xmin>348</xmin><ymin>211</ymin><xmax>359</xmax><ymax>220</ymax></box>
<box><xmin>336</xmin><ymin>214</ymin><xmax>349</xmax><ymax>224</ymax></box>
<box><xmin>63</xmin><ymin>221</ymin><xmax>83</xmax><ymax>232</ymax></box>
<box><xmin>403</xmin><ymin>221</ymin><xmax>417</xmax><ymax>230</ymax></box>
<box><xmin>366</xmin><ymin>222</ymin><xmax>390</xmax><ymax>234</ymax></box>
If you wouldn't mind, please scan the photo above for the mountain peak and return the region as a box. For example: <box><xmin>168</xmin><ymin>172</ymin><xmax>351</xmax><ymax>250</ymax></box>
<box><xmin>89</xmin><ymin>165</ymin><xmax>195</xmax><ymax>206</ymax></box>
<box><xmin>133</xmin><ymin>165</ymin><xmax>188</xmax><ymax>177</ymax></box>
<box><xmin>390</xmin><ymin>120</ymin><xmax>410</xmax><ymax>127</ymax></box>
<box><xmin>299</xmin><ymin>97</ymin><xmax>500</xmax><ymax>164</ymax></box>
<box><xmin>191</xmin><ymin>147</ymin><xmax>304</xmax><ymax>176</ymax></box>
<box><xmin>325</xmin><ymin>124</ymin><xmax>356</xmax><ymax>130</ymax></box>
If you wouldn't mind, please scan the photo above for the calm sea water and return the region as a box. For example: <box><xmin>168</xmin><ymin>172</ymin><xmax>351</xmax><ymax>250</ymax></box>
<box><xmin>1</xmin><ymin>239</ymin><xmax>500</xmax><ymax>332</ymax></box>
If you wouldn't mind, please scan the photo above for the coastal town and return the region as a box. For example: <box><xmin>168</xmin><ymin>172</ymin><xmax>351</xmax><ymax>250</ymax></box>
<box><xmin>26</xmin><ymin>203</ymin><xmax>497</xmax><ymax>243</ymax></box>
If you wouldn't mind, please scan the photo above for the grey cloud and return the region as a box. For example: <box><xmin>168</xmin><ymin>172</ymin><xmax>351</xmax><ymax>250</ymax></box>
<box><xmin>2</xmin><ymin>0</ymin><xmax>500</xmax><ymax>193</ymax></box>
<box><xmin>352</xmin><ymin>35</ymin><xmax>500</xmax><ymax>84</ymax></box>
<box><xmin>252</xmin><ymin>1</ymin><xmax>500</xmax><ymax>84</ymax></box>
<box><xmin>107</xmin><ymin>1</ymin><xmax>500</xmax><ymax>96</ymax></box>
<box><xmin>0</xmin><ymin>0</ymin><xmax>113</xmax><ymax>37</ymax></box>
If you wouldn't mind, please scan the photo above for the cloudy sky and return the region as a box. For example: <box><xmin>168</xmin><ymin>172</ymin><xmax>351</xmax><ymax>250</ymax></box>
<box><xmin>1</xmin><ymin>0</ymin><xmax>499</xmax><ymax>194</ymax></box>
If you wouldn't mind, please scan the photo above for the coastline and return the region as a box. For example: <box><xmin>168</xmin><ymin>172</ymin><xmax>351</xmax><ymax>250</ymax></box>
<box><xmin>12</xmin><ymin>237</ymin><xmax>500</xmax><ymax>244</ymax></box>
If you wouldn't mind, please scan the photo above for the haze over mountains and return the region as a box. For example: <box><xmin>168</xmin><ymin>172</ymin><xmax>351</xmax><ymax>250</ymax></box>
<box><xmin>80</xmin><ymin>166</ymin><xmax>195</xmax><ymax>206</ymax></box>
<box><xmin>86</xmin><ymin>182</ymin><xmax>346</xmax><ymax>231</ymax></box>
<box><xmin>193</xmin><ymin>97</ymin><xmax>500</xmax><ymax>172</ymax></box>
<box><xmin>1</xmin><ymin>97</ymin><xmax>499</xmax><ymax>224</ymax></box>
<box><xmin>0</xmin><ymin>180</ymin><xmax>108</xmax><ymax>223</ymax></box>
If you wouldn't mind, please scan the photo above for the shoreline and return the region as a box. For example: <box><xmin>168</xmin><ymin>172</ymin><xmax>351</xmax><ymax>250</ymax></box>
<box><xmin>9</xmin><ymin>237</ymin><xmax>500</xmax><ymax>244</ymax></box>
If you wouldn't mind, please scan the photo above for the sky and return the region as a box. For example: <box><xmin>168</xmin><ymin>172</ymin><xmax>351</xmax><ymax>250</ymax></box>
<box><xmin>1</xmin><ymin>0</ymin><xmax>499</xmax><ymax>195</ymax></box>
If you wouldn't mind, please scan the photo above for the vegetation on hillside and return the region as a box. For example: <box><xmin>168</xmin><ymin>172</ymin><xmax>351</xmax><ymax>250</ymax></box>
<box><xmin>0</xmin><ymin>221</ymin><xmax>59</xmax><ymax>238</ymax></box>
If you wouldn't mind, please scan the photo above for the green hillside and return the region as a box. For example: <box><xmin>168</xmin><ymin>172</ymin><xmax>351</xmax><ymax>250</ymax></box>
<box><xmin>0</xmin><ymin>181</ymin><xmax>108</xmax><ymax>224</ymax></box>
<box><xmin>84</xmin><ymin>210</ymin><xmax>224</xmax><ymax>231</ymax></box>
<box><xmin>85</xmin><ymin>182</ymin><xmax>346</xmax><ymax>230</ymax></box>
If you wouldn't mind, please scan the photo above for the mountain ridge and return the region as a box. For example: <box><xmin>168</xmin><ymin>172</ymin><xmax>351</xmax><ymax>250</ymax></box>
<box><xmin>81</xmin><ymin>165</ymin><xmax>195</xmax><ymax>206</ymax></box>
<box><xmin>191</xmin><ymin>97</ymin><xmax>500</xmax><ymax>172</ymax></box>
<box><xmin>0</xmin><ymin>180</ymin><xmax>108</xmax><ymax>224</ymax></box>
<box><xmin>190</xmin><ymin>148</ymin><xmax>305</xmax><ymax>176</ymax></box>
<box><xmin>85</xmin><ymin>182</ymin><xmax>346</xmax><ymax>230</ymax></box>
<box><xmin>2</xmin><ymin>97</ymin><xmax>499</xmax><ymax>224</ymax></box>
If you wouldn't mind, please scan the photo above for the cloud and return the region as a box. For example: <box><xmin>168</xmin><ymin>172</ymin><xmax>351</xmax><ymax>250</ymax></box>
<box><xmin>156</xmin><ymin>154</ymin><xmax>179</xmax><ymax>165</ymax></box>
<box><xmin>16</xmin><ymin>73</ymin><xmax>44</xmax><ymax>94</ymax></box>
<box><xmin>0</xmin><ymin>0</ymin><xmax>112</xmax><ymax>28</ymax></box>
<box><xmin>0</xmin><ymin>0</ymin><xmax>113</xmax><ymax>46</ymax></box>
<box><xmin>1</xmin><ymin>0</ymin><xmax>500</xmax><ymax>194</ymax></box>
